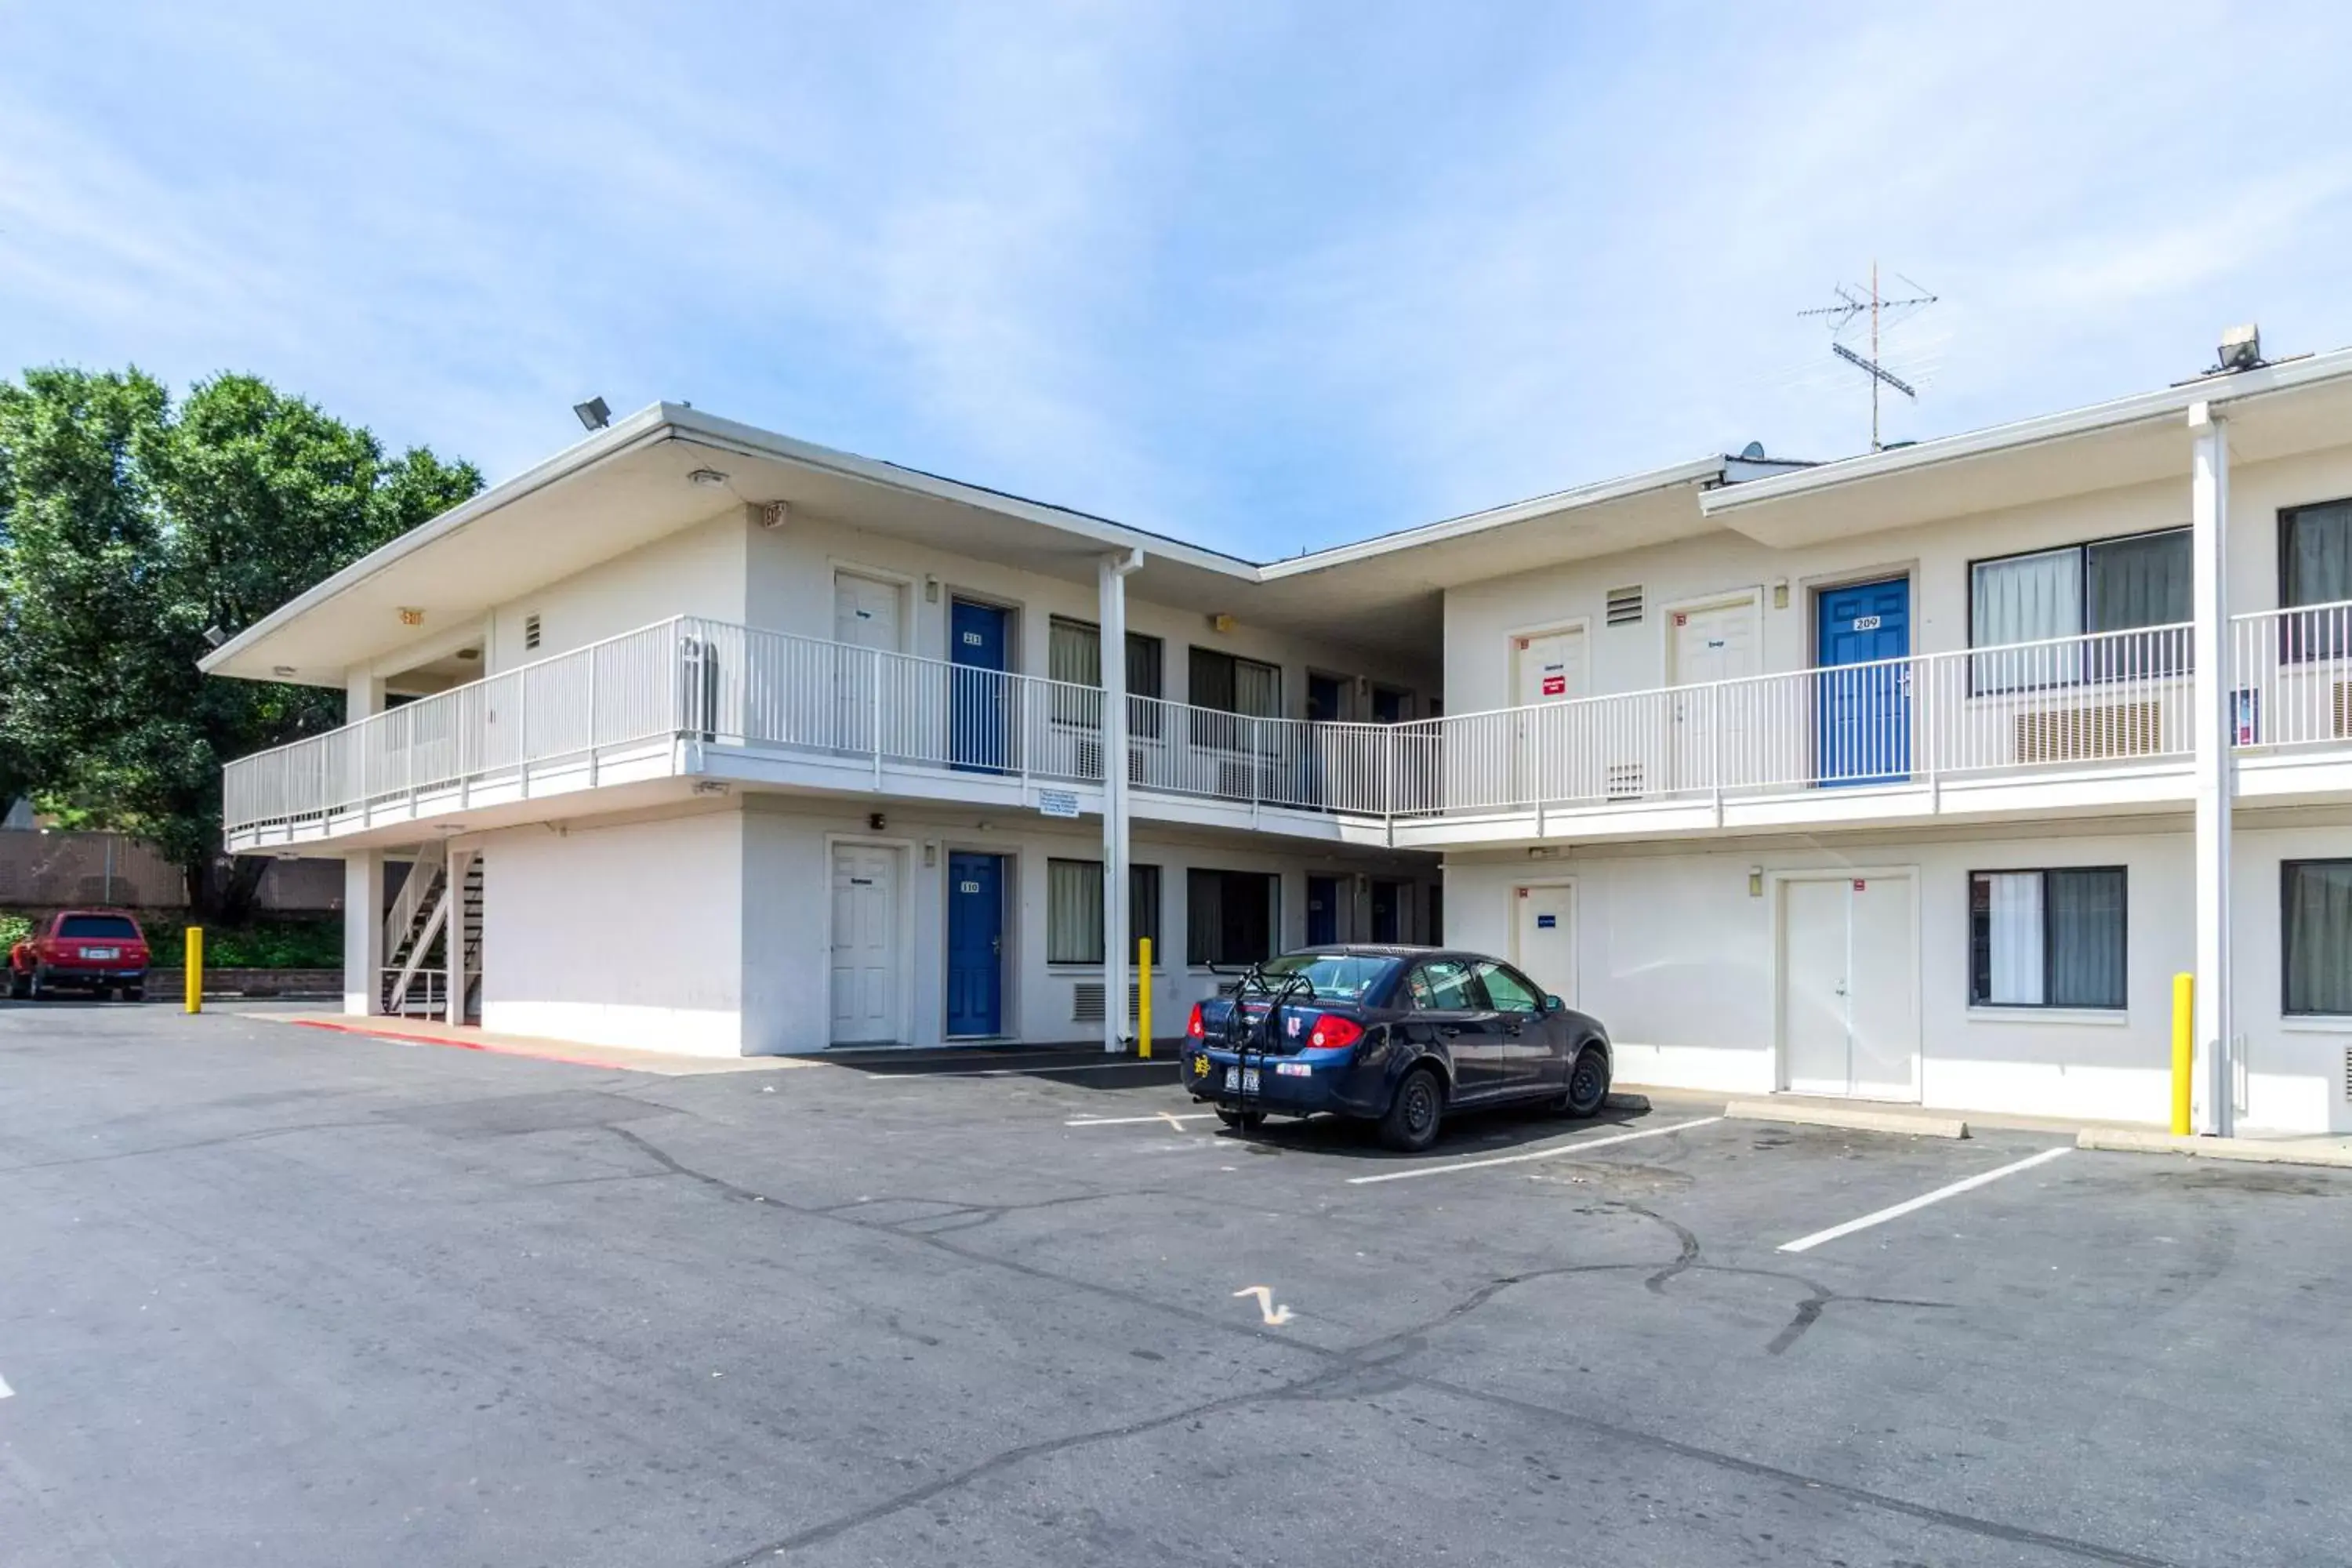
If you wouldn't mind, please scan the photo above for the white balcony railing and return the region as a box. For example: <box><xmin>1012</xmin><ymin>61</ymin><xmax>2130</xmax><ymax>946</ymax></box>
<box><xmin>221</xmin><ymin>606</ymin><xmax>2352</xmax><ymax>840</ymax></box>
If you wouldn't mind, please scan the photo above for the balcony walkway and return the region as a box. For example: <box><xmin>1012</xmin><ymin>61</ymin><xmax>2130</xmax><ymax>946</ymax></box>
<box><xmin>222</xmin><ymin>607</ymin><xmax>2352</xmax><ymax>854</ymax></box>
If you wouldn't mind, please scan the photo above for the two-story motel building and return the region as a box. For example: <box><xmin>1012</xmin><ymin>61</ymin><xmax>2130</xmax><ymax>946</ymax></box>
<box><xmin>205</xmin><ymin>339</ymin><xmax>2352</xmax><ymax>1134</ymax></box>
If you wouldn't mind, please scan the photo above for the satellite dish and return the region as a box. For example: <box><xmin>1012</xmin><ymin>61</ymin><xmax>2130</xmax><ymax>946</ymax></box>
<box><xmin>1739</xmin><ymin>441</ymin><xmax>1766</xmax><ymax>460</ymax></box>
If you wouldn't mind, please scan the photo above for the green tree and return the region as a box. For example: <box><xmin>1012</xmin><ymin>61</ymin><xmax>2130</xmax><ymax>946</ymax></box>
<box><xmin>0</xmin><ymin>368</ymin><xmax>481</xmax><ymax>917</ymax></box>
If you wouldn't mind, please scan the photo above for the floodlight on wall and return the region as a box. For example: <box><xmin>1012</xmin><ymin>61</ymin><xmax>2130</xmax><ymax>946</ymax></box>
<box><xmin>2217</xmin><ymin>323</ymin><xmax>2263</xmax><ymax>372</ymax></box>
<box><xmin>688</xmin><ymin>467</ymin><xmax>729</xmax><ymax>488</ymax></box>
<box><xmin>573</xmin><ymin>396</ymin><xmax>612</xmax><ymax>431</ymax></box>
<box><xmin>201</xmin><ymin>625</ymin><xmax>227</xmax><ymax>648</ymax></box>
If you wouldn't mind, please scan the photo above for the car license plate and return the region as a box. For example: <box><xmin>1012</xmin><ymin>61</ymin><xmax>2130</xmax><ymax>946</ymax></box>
<box><xmin>1223</xmin><ymin>1066</ymin><xmax>1260</xmax><ymax>1093</ymax></box>
<box><xmin>85</xmin><ymin>947</ymin><xmax>119</xmax><ymax>960</ymax></box>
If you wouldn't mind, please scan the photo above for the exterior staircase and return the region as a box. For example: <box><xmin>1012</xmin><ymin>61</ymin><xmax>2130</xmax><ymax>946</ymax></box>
<box><xmin>380</xmin><ymin>842</ymin><xmax>481</xmax><ymax>1021</ymax></box>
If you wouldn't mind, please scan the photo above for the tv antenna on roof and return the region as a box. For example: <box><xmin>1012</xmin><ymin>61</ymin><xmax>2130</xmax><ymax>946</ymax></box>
<box><xmin>1798</xmin><ymin>262</ymin><xmax>1936</xmax><ymax>452</ymax></box>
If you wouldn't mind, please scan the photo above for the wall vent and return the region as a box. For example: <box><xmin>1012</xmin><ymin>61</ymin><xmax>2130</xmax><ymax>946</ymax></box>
<box><xmin>1606</xmin><ymin>761</ymin><xmax>1646</xmax><ymax>800</ymax></box>
<box><xmin>524</xmin><ymin>613</ymin><xmax>543</xmax><ymax>651</ymax></box>
<box><xmin>1072</xmin><ymin>981</ymin><xmax>1141</xmax><ymax>1023</ymax></box>
<box><xmin>2015</xmin><ymin>703</ymin><xmax>2161</xmax><ymax>764</ymax></box>
<box><xmin>1606</xmin><ymin>586</ymin><xmax>1645</xmax><ymax>626</ymax></box>
<box><xmin>2343</xmin><ymin>1045</ymin><xmax>2351</xmax><ymax>1103</ymax></box>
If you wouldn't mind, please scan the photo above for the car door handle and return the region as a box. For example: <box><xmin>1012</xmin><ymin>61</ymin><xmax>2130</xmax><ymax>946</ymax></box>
<box><xmin>1439</xmin><ymin>1025</ymin><xmax>1461</xmax><ymax>1040</ymax></box>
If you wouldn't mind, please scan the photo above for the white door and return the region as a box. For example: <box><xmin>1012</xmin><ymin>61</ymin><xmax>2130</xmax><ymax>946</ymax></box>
<box><xmin>1511</xmin><ymin>628</ymin><xmax>1586</xmax><ymax>804</ymax></box>
<box><xmin>832</xmin><ymin>573</ymin><xmax>903</xmax><ymax>748</ymax></box>
<box><xmin>1778</xmin><ymin>873</ymin><xmax>1918</xmax><ymax>1100</ymax></box>
<box><xmin>1668</xmin><ymin>593</ymin><xmax>1762</xmax><ymax>792</ymax></box>
<box><xmin>830</xmin><ymin>844</ymin><xmax>901</xmax><ymax>1044</ymax></box>
<box><xmin>1846</xmin><ymin>876</ymin><xmax>1918</xmax><ymax>1098</ymax></box>
<box><xmin>1513</xmin><ymin>628</ymin><xmax>1588</xmax><ymax>706</ymax></box>
<box><xmin>1513</xmin><ymin>885</ymin><xmax>1576</xmax><ymax>1005</ymax></box>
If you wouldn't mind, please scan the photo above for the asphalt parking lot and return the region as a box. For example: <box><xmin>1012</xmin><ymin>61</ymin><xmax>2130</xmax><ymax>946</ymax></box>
<box><xmin>5</xmin><ymin>1004</ymin><xmax>2350</xmax><ymax>1566</ymax></box>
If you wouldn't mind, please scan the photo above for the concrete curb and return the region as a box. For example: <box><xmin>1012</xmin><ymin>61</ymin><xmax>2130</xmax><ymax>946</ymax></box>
<box><xmin>2076</xmin><ymin>1127</ymin><xmax>2352</xmax><ymax>1168</ymax></box>
<box><xmin>1602</xmin><ymin>1092</ymin><xmax>1650</xmax><ymax>1114</ymax></box>
<box><xmin>1723</xmin><ymin>1099</ymin><xmax>1969</xmax><ymax>1140</ymax></box>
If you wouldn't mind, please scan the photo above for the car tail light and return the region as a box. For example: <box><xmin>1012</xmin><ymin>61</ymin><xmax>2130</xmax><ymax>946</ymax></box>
<box><xmin>1185</xmin><ymin>1004</ymin><xmax>1205</xmax><ymax>1040</ymax></box>
<box><xmin>1307</xmin><ymin>1014</ymin><xmax>1363</xmax><ymax>1051</ymax></box>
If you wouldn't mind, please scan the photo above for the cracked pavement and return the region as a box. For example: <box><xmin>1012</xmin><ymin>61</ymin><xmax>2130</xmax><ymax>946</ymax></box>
<box><xmin>4</xmin><ymin>1004</ymin><xmax>2350</xmax><ymax>1566</ymax></box>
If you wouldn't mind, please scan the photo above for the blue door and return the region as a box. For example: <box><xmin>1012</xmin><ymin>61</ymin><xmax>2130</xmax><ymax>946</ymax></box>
<box><xmin>1306</xmin><ymin>874</ymin><xmax>1340</xmax><ymax>946</ymax></box>
<box><xmin>1816</xmin><ymin>577</ymin><xmax>1911</xmax><ymax>786</ymax></box>
<box><xmin>946</xmin><ymin>851</ymin><xmax>1004</xmax><ymax>1036</ymax></box>
<box><xmin>949</xmin><ymin>600</ymin><xmax>1011</xmax><ymax>773</ymax></box>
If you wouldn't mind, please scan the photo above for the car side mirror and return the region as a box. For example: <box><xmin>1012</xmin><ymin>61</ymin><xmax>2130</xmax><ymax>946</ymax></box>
<box><xmin>1544</xmin><ymin>995</ymin><xmax>1565</xmax><ymax>1013</ymax></box>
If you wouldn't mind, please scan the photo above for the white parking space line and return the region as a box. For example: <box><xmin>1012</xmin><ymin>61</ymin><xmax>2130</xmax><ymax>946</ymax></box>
<box><xmin>0</xmin><ymin>1371</ymin><xmax>13</xmax><ymax>1399</ymax></box>
<box><xmin>1065</xmin><ymin>1112</ymin><xmax>1218</xmax><ymax>1127</ymax></box>
<box><xmin>1346</xmin><ymin>1116</ymin><xmax>1725</xmax><ymax>1185</ymax></box>
<box><xmin>1777</xmin><ymin>1145</ymin><xmax>2074</xmax><ymax>1254</ymax></box>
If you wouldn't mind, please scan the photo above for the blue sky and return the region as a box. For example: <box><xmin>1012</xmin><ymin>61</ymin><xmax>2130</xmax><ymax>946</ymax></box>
<box><xmin>5</xmin><ymin>2</ymin><xmax>2351</xmax><ymax>558</ymax></box>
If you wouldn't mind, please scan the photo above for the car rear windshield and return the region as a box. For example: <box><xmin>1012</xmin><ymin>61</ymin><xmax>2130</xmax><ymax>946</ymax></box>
<box><xmin>58</xmin><ymin>915</ymin><xmax>139</xmax><ymax>939</ymax></box>
<box><xmin>1255</xmin><ymin>953</ymin><xmax>1399</xmax><ymax>1001</ymax></box>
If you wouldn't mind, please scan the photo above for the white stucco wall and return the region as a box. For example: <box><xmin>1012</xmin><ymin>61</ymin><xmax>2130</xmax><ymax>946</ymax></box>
<box><xmin>745</xmin><ymin>512</ymin><xmax>1440</xmax><ymax>718</ymax></box>
<box><xmin>739</xmin><ymin>795</ymin><xmax>1436</xmax><ymax>1054</ymax></box>
<box><xmin>1444</xmin><ymin>815</ymin><xmax>2352</xmax><ymax>1131</ymax></box>
<box><xmin>485</xmin><ymin>510</ymin><xmax>751</xmax><ymax>673</ymax></box>
<box><xmin>1443</xmin><ymin>445</ymin><xmax>2352</xmax><ymax>718</ymax></box>
<box><xmin>477</xmin><ymin>807</ymin><xmax>748</xmax><ymax>1055</ymax></box>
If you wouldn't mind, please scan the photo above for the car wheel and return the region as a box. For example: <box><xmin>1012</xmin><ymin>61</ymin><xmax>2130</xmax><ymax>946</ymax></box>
<box><xmin>1561</xmin><ymin>1044</ymin><xmax>1610</xmax><ymax>1119</ymax></box>
<box><xmin>1215</xmin><ymin>1109</ymin><xmax>1266</xmax><ymax>1131</ymax></box>
<box><xmin>6</xmin><ymin>970</ymin><xmax>26</xmax><ymax>1001</ymax></box>
<box><xmin>27</xmin><ymin>967</ymin><xmax>46</xmax><ymax>1001</ymax></box>
<box><xmin>1377</xmin><ymin>1065</ymin><xmax>1446</xmax><ymax>1153</ymax></box>
<box><xmin>122</xmin><ymin>986</ymin><xmax>145</xmax><ymax>1004</ymax></box>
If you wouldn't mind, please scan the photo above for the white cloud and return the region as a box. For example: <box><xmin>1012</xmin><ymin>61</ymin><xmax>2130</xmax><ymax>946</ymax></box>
<box><xmin>4</xmin><ymin>1</ymin><xmax>2350</xmax><ymax>553</ymax></box>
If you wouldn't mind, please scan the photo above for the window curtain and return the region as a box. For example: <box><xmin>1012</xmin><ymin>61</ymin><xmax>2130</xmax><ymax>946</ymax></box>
<box><xmin>1047</xmin><ymin>858</ymin><xmax>1104</xmax><ymax>964</ymax></box>
<box><xmin>1234</xmin><ymin>658</ymin><xmax>1281</xmax><ymax>719</ymax></box>
<box><xmin>1973</xmin><ymin>548</ymin><xmax>2082</xmax><ymax>694</ymax></box>
<box><xmin>1048</xmin><ymin>620</ymin><xmax>1100</xmax><ymax>730</ymax></box>
<box><xmin>2047</xmin><ymin>869</ymin><xmax>2125</xmax><ymax>1008</ymax></box>
<box><xmin>2084</xmin><ymin>532</ymin><xmax>2190</xmax><ymax>633</ymax></box>
<box><xmin>1981</xmin><ymin>872</ymin><xmax>2045</xmax><ymax>1005</ymax></box>
<box><xmin>2285</xmin><ymin>861</ymin><xmax>2352</xmax><ymax>1014</ymax></box>
<box><xmin>1048</xmin><ymin>619</ymin><xmax>1101</xmax><ymax>686</ymax></box>
<box><xmin>2285</xmin><ymin>503</ymin><xmax>2352</xmax><ymax>609</ymax></box>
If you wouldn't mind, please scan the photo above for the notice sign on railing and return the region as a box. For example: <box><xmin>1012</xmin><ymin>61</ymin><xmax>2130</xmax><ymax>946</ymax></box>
<box><xmin>1037</xmin><ymin>788</ymin><xmax>1080</xmax><ymax>818</ymax></box>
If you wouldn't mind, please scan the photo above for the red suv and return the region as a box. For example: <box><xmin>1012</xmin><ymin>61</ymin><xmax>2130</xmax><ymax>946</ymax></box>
<box><xmin>8</xmin><ymin>909</ymin><xmax>152</xmax><ymax>1001</ymax></box>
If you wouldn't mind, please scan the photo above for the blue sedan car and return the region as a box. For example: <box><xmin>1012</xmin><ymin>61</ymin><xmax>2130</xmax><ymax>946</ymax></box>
<box><xmin>1180</xmin><ymin>945</ymin><xmax>1613</xmax><ymax>1152</ymax></box>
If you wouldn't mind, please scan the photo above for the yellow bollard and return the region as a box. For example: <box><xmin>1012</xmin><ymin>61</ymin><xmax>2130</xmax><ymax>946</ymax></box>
<box><xmin>183</xmin><ymin>926</ymin><xmax>204</xmax><ymax>1015</ymax></box>
<box><xmin>1137</xmin><ymin>936</ymin><xmax>1153</xmax><ymax>1058</ymax></box>
<box><xmin>2170</xmin><ymin>971</ymin><xmax>2194</xmax><ymax>1136</ymax></box>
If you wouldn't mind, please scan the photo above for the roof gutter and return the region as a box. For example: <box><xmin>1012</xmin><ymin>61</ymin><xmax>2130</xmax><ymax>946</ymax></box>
<box><xmin>1698</xmin><ymin>346</ymin><xmax>2352</xmax><ymax>516</ymax></box>
<box><xmin>198</xmin><ymin>402</ymin><xmax>681</xmax><ymax>675</ymax></box>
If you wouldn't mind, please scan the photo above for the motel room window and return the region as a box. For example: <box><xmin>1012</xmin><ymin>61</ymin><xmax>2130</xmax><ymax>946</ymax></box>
<box><xmin>1046</xmin><ymin>858</ymin><xmax>1161</xmax><ymax>966</ymax></box>
<box><xmin>1969</xmin><ymin>530</ymin><xmax>2190</xmax><ymax>690</ymax></box>
<box><xmin>2278</xmin><ymin>499</ymin><xmax>2352</xmax><ymax>661</ymax></box>
<box><xmin>2282</xmin><ymin>860</ymin><xmax>2352</xmax><ymax>1016</ymax></box>
<box><xmin>1047</xmin><ymin>618</ymin><xmax>1164</xmax><ymax>728</ymax></box>
<box><xmin>1188</xmin><ymin>868</ymin><xmax>1277</xmax><ymax>967</ymax></box>
<box><xmin>1187</xmin><ymin>648</ymin><xmax>1281</xmax><ymax>718</ymax></box>
<box><xmin>1969</xmin><ymin>868</ymin><xmax>2126</xmax><ymax>1010</ymax></box>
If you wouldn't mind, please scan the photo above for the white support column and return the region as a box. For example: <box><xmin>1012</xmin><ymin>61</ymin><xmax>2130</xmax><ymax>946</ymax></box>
<box><xmin>445</xmin><ymin>844</ymin><xmax>474</xmax><ymax>1027</ymax></box>
<box><xmin>2190</xmin><ymin>401</ymin><xmax>2234</xmax><ymax>1135</ymax></box>
<box><xmin>343</xmin><ymin>851</ymin><xmax>384</xmax><ymax>1016</ymax></box>
<box><xmin>1098</xmin><ymin>548</ymin><xmax>1145</xmax><ymax>1052</ymax></box>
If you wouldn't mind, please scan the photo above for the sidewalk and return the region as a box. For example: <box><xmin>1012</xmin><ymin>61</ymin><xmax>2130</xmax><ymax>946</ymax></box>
<box><xmin>258</xmin><ymin>1012</ymin><xmax>818</xmax><ymax>1077</ymax></box>
<box><xmin>1671</xmin><ymin>1083</ymin><xmax>2352</xmax><ymax>1171</ymax></box>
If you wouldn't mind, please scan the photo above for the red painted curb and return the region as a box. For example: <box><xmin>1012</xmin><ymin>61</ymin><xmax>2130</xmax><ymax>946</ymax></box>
<box><xmin>289</xmin><ymin>1017</ymin><xmax>621</xmax><ymax>1072</ymax></box>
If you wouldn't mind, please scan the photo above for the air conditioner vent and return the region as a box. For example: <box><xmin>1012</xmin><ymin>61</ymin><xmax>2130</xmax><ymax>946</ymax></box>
<box><xmin>1072</xmin><ymin>981</ymin><xmax>1141</xmax><ymax>1023</ymax></box>
<box><xmin>2015</xmin><ymin>703</ymin><xmax>2161</xmax><ymax>764</ymax></box>
<box><xmin>1606</xmin><ymin>586</ymin><xmax>1645</xmax><ymax>626</ymax></box>
<box><xmin>524</xmin><ymin>613</ymin><xmax>543</xmax><ymax>651</ymax></box>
